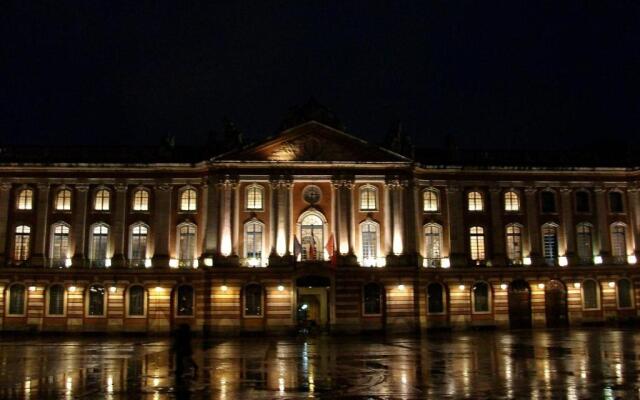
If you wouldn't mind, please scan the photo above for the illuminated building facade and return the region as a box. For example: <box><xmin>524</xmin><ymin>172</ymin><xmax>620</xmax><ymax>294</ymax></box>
<box><xmin>0</xmin><ymin>110</ymin><xmax>639</xmax><ymax>333</ymax></box>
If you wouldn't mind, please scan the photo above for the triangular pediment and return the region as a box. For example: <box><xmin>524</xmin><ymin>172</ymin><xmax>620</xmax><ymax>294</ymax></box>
<box><xmin>215</xmin><ymin>121</ymin><xmax>410</xmax><ymax>163</ymax></box>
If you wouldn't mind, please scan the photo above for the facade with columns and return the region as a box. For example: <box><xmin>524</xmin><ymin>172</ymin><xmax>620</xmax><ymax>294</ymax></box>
<box><xmin>0</xmin><ymin>119</ymin><xmax>639</xmax><ymax>333</ymax></box>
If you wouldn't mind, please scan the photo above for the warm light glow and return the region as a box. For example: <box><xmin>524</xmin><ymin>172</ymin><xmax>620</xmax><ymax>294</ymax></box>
<box><xmin>204</xmin><ymin>257</ymin><xmax>213</xmax><ymax>267</ymax></box>
<box><xmin>500</xmin><ymin>283</ymin><xmax>508</xmax><ymax>290</ymax></box>
<box><xmin>65</xmin><ymin>258</ymin><xmax>72</xmax><ymax>267</ymax></box>
<box><xmin>573</xmin><ymin>282</ymin><xmax>581</xmax><ymax>289</ymax></box>
<box><xmin>458</xmin><ymin>284</ymin><xmax>466</xmax><ymax>291</ymax></box>
<box><xmin>68</xmin><ymin>285</ymin><xmax>77</xmax><ymax>292</ymax></box>
<box><xmin>248</xmin><ymin>257</ymin><xmax>260</xmax><ymax>267</ymax></box>
<box><xmin>169</xmin><ymin>258</ymin><xmax>179</xmax><ymax>268</ymax></box>
<box><xmin>276</xmin><ymin>230</ymin><xmax>286</xmax><ymax>257</ymax></box>
<box><xmin>608</xmin><ymin>281</ymin><xmax>616</xmax><ymax>288</ymax></box>
<box><xmin>538</xmin><ymin>283</ymin><xmax>545</xmax><ymax>289</ymax></box>
<box><xmin>558</xmin><ymin>256</ymin><xmax>568</xmax><ymax>267</ymax></box>
<box><xmin>441</xmin><ymin>257</ymin><xmax>451</xmax><ymax>268</ymax></box>
<box><xmin>397</xmin><ymin>284</ymin><xmax>405</xmax><ymax>290</ymax></box>
<box><xmin>221</xmin><ymin>284</ymin><xmax>228</xmax><ymax>292</ymax></box>
<box><xmin>392</xmin><ymin>234</ymin><xmax>403</xmax><ymax>256</ymax></box>
<box><xmin>277</xmin><ymin>284</ymin><xmax>285</xmax><ymax>291</ymax></box>
<box><xmin>28</xmin><ymin>285</ymin><xmax>36</xmax><ymax>292</ymax></box>
<box><xmin>628</xmin><ymin>255</ymin><xmax>637</xmax><ymax>265</ymax></box>
<box><xmin>109</xmin><ymin>286</ymin><xmax>117</xmax><ymax>293</ymax></box>
<box><xmin>363</xmin><ymin>257</ymin><xmax>377</xmax><ymax>267</ymax></box>
<box><xmin>193</xmin><ymin>259</ymin><xmax>199</xmax><ymax>268</ymax></box>
<box><xmin>221</xmin><ymin>234</ymin><xmax>232</xmax><ymax>257</ymax></box>
<box><xmin>145</xmin><ymin>258</ymin><xmax>152</xmax><ymax>268</ymax></box>
<box><xmin>105</xmin><ymin>258</ymin><xmax>112</xmax><ymax>267</ymax></box>
<box><xmin>523</xmin><ymin>257</ymin><xmax>532</xmax><ymax>266</ymax></box>
<box><xmin>594</xmin><ymin>255</ymin><xmax>603</xmax><ymax>265</ymax></box>
<box><xmin>154</xmin><ymin>286</ymin><xmax>163</xmax><ymax>293</ymax></box>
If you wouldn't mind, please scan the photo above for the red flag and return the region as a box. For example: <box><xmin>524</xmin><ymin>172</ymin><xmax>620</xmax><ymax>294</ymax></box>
<box><xmin>293</xmin><ymin>235</ymin><xmax>302</xmax><ymax>261</ymax></box>
<box><xmin>325</xmin><ymin>234</ymin><xmax>337</xmax><ymax>266</ymax></box>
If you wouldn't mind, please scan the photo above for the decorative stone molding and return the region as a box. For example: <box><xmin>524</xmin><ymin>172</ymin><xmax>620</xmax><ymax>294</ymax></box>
<box><xmin>217</xmin><ymin>174</ymin><xmax>238</xmax><ymax>189</ymax></box>
<box><xmin>384</xmin><ymin>175</ymin><xmax>408</xmax><ymax>190</ymax></box>
<box><xmin>269</xmin><ymin>175</ymin><xmax>293</xmax><ymax>189</ymax></box>
<box><xmin>74</xmin><ymin>184</ymin><xmax>90</xmax><ymax>192</ymax></box>
<box><xmin>114</xmin><ymin>183</ymin><xmax>127</xmax><ymax>192</ymax></box>
<box><xmin>0</xmin><ymin>183</ymin><xmax>11</xmax><ymax>191</ymax></box>
<box><xmin>154</xmin><ymin>183</ymin><xmax>172</xmax><ymax>192</ymax></box>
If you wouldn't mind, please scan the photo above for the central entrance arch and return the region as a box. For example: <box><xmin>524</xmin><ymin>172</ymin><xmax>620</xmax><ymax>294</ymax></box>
<box><xmin>296</xmin><ymin>276</ymin><xmax>331</xmax><ymax>332</ymax></box>
<box><xmin>508</xmin><ymin>280</ymin><xmax>532</xmax><ymax>329</ymax></box>
<box><xmin>545</xmin><ymin>280</ymin><xmax>568</xmax><ymax>327</ymax></box>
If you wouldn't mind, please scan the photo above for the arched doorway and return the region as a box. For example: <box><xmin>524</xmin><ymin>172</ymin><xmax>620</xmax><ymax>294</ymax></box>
<box><xmin>508</xmin><ymin>280</ymin><xmax>532</xmax><ymax>329</ymax></box>
<box><xmin>545</xmin><ymin>280</ymin><xmax>568</xmax><ymax>327</ymax></box>
<box><xmin>298</xmin><ymin>211</ymin><xmax>326</xmax><ymax>261</ymax></box>
<box><xmin>296</xmin><ymin>276</ymin><xmax>331</xmax><ymax>332</ymax></box>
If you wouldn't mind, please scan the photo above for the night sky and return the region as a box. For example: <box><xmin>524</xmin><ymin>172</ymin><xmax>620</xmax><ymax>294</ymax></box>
<box><xmin>2</xmin><ymin>1</ymin><xmax>639</xmax><ymax>150</ymax></box>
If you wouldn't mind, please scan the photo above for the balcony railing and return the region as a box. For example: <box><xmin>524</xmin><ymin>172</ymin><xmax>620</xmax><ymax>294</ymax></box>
<box><xmin>423</xmin><ymin>258</ymin><xmax>441</xmax><ymax>268</ymax></box>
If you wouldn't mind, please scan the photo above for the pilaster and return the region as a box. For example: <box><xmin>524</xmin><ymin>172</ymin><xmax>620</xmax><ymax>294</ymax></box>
<box><xmin>525</xmin><ymin>187</ymin><xmax>541</xmax><ymax>265</ymax></box>
<box><xmin>489</xmin><ymin>187</ymin><xmax>506</xmax><ymax>266</ymax></box>
<box><xmin>111</xmin><ymin>183</ymin><xmax>128</xmax><ymax>268</ymax></box>
<box><xmin>31</xmin><ymin>183</ymin><xmax>51</xmax><ymax>266</ymax></box>
<box><xmin>152</xmin><ymin>183</ymin><xmax>172</xmax><ymax>269</ymax></box>
<box><xmin>71</xmin><ymin>184</ymin><xmax>89</xmax><ymax>268</ymax></box>
<box><xmin>0</xmin><ymin>183</ymin><xmax>12</xmax><ymax>265</ymax></box>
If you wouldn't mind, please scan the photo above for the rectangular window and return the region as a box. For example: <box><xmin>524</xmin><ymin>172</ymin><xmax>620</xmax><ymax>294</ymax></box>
<box><xmin>48</xmin><ymin>286</ymin><xmax>64</xmax><ymax>315</ymax></box>
<box><xmin>505</xmin><ymin>225</ymin><xmax>522</xmax><ymax>264</ymax></box>
<box><xmin>469</xmin><ymin>227</ymin><xmax>485</xmax><ymax>261</ymax></box>
<box><xmin>542</xmin><ymin>225</ymin><xmax>558</xmax><ymax>265</ymax></box>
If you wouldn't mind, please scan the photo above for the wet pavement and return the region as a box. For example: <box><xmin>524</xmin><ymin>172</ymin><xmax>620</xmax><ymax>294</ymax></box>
<box><xmin>0</xmin><ymin>329</ymin><xmax>639</xmax><ymax>399</ymax></box>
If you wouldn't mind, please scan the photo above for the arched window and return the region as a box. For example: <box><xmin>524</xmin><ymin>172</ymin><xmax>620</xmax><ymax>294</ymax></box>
<box><xmin>50</xmin><ymin>223</ymin><xmax>70</xmax><ymax>267</ymax></box>
<box><xmin>244</xmin><ymin>220</ymin><xmax>264</xmax><ymax>264</ymax></box>
<box><xmin>94</xmin><ymin>188</ymin><xmax>110</xmax><ymax>211</ymax></box>
<box><xmin>176</xmin><ymin>285</ymin><xmax>194</xmax><ymax>316</ymax></box>
<box><xmin>609</xmin><ymin>191</ymin><xmax>624</xmax><ymax>213</ymax></box>
<box><xmin>180</xmin><ymin>188</ymin><xmax>197</xmax><ymax>211</ymax></box>
<box><xmin>300</xmin><ymin>212</ymin><xmax>324</xmax><ymax>261</ymax></box>
<box><xmin>132</xmin><ymin>188</ymin><xmax>149</xmax><ymax>211</ymax></box>
<box><xmin>582</xmin><ymin>280</ymin><xmax>600</xmax><ymax>310</ymax></box>
<box><xmin>14</xmin><ymin>225</ymin><xmax>31</xmax><ymax>262</ymax></box>
<box><xmin>576</xmin><ymin>223</ymin><xmax>594</xmax><ymax>263</ymax></box>
<box><xmin>55</xmin><ymin>188</ymin><xmax>72</xmax><ymax>211</ymax></box>
<box><xmin>90</xmin><ymin>224</ymin><xmax>109</xmax><ymax>267</ymax></box>
<box><xmin>47</xmin><ymin>284</ymin><xmax>65</xmax><ymax>316</ymax></box>
<box><xmin>87</xmin><ymin>284</ymin><xmax>106</xmax><ymax>316</ymax></box>
<box><xmin>472</xmin><ymin>282</ymin><xmax>491</xmax><ymax>313</ymax></box>
<box><xmin>16</xmin><ymin>188</ymin><xmax>33</xmax><ymax>210</ymax></box>
<box><xmin>542</xmin><ymin>223</ymin><xmax>558</xmax><ymax>265</ymax></box>
<box><xmin>575</xmin><ymin>190</ymin><xmax>591</xmax><ymax>213</ymax></box>
<box><xmin>424</xmin><ymin>223</ymin><xmax>442</xmax><ymax>267</ymax></box>
<box><xmin>611</xmin><ymin>223</ymin><xmax>627</xmax><ymax>262</ymax></box>
<box><xmin>427</xmin><ymin>283</ymin><xmax>445</xmax><ymax>314</ymax></box>
<box><xmin>246</xmin><ymin>184</ymin><xmax>264</xmax><ymax>210</ymax></box>
<box><xmin>617</xmin><ymin>279</ymin><xmax>633</xmax><ymax>309</ymax></box>
<box><xmin>504</xmin><ymin>191</ymin><xmax>520</xmax><ymax>212</ymax></box>
<box><xmin>128</xmin><ymin>286</ymin><xmax>145</xmax><ymax>316</ymax></box>
<box><xmin>505</xmin><ymin>224</ymin><xmax>523</xmax><ymax>264</ymax></box>
<box><xmin>467</xmin><ymin>191</ymin><xmax>483</xmax><ymax>211</ymax></box>
<box><xmin>129</xmin><ymin>223</ymin><xmax>148</xmax><ymax>267</ymax></box>
<box><xmin>177</xmin><ymin>223</ymin><xmax>197</xmax><ymax>267</ymax></box>
<box><xmin>423</xmin><ymin>189</ymin><xmax>439</xmax><ymax>212</ymax></box>
<box><xmin>8</xmin><ymin>284</ymin><xmax>25</xmax><ymax>315</ymax></box>
<box><xmin>469</xmin><ymin>226</ymin><xmax>485</xmax><ymax>262</ymax></box>
<box><xmin>359</xmin><ymin>185</ymin><xmax>377</xmax><ymax>211</ymax></box>
<box><xmin>361</xmin><ymin>221</ymin><xmax>378</xmax><ymax>263</ymax></box>
<box><xmin>363</xmin><ymin>283</ymin><xmax>382</xmax><ymax>315</ymax></box>
<box><xmin>244</xmin><ymin>284</ymin><xmax>263</xmax><ymax>317</ymax></box>
<box><xmin>541</xmin><ymin>191</ymin><xmax>556</xmax><ymax>213</ymax></box>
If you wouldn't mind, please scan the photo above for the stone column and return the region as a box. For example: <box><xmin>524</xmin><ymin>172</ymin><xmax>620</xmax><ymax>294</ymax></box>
<box><xmin>403</xmin><ymin>179</ymin><xmax>418</xmax><ymax>260</ymax></box>
<box><xmin>217</xmin><ymin>175</ymin><xmax>238</xmax><ymax>265</ymax></box>
<box><xmin>489</xmin><ymin>187</ymin><xmax>505</xmax><ymax>266</ymax></box>
<box><xmin>560</xmin><ymin>187</ymin><xmax>575</xmax><ymax>263</ymax></box>
<box><xmin>31</xmin><ymin>183</ymin><xmax>51</xmax><ymax>266</ymax></box>
<box><xmin>446</xmin><ymin>185</ymin><xmax>466</xmax><ymax>267</ymax></box>
<box><xmin>525</xmin><ymin>187</ymin><xmax>541</xmax><ymax>264</ymax></box>
<box><xmin>111</xmin><ymin>183</ymin><xmax>128</xmax><ymax>268</ymax></box>
<box><xmin>269</xmin><ymin>178</ymin><xmax>279</xmax><ymax>257</ymax></box>
<box><xmin>203</xmin><ymin>175</ymin><xmax>220</xmax><ymax>258</ymax></box>
<box><xmin>70</xmin><ymin>184</ymin><xmax>88</xmax><ymax>267</ymax></box>
<box><xmin>385</xmin><ymin>176</ymin><xmax>407</xmax><ymax>265</ymax></box>
<box><xmin>594</xmin><ymin>187</ymin><xmax>611</xmax><ymax>262</ymax></box>
<box><xmin>628</xmin><ymin>184</ymin><xmax>640</xmax><ymax>257</ymax></box>
<box><xmin>0</xmin><ymin>183</ymin><xmax>12</xmax><ymax>265</ymax></box>
<box><xmin>198</xmin><ymin>179</ymin><xmax>209</xmax><ymax>264</ymax></box>
<box><xmin>152</xmin><ymin>183</ymin><xmax>172</xmax><ymax>268</ymax></box>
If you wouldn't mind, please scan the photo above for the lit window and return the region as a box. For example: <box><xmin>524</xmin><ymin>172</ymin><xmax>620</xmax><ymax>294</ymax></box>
<box><xmin>246</xmin><ymin>184</ymin><xmax>264</xmax><ymax>210</ymax></box>
<box><xmin>360</xmin><ymin>185</ymin><xmax>377</xmax><ymax>211</ymax></box>
<box><xmin>300</xmin><ymin>213</ymin><xmax>324</xmax><ymax>261</ymax></box>
<box><xmin>90</xmin><ymin>224</ymin><xmax>109</xmax><ymax>267</ymax></box>
<box><xmin>423</xmin><ymin>189</ymin><xmax>439</xmax><ymax>212</ymax></box>
<box><xmin>128</xmin><ymin>286</ymin><xmax>145</xmax><ymax>316</ymax></box>
<box><xmin>244</xmin><ymin>221</ymin><xmax>263</xmax><ymax>262</ymax></box>
<box><xmin>505</xmin><ymin>224</ymin><xmax>523</xmax><ymax>264</ymax></box>
<box><xmin>469</xmin><ymin>226</ymin><xmax>485</xmax><ymax>262</ymax></box>
<box><xmin>617</xmin><ymin>279</ymin><xmax>633</xmax><ymax>309</ymax></box>
<box><xmin>87</xmin><ymin>284</ymin><xmax>105</xmax><ymax>316</ymax></box>
<box><xmin>176</xmin><ymin>285</ymin><xmax>194</xmax><ymax>316</ymax></box>
<box><xmin>467</xmin><ymin>192</ymin><xmax>483</xmax><ymax>211</ymax></box>
<box><xmin>575</xmin><ymin>191</ymin><xmax>591</xmax><ymax>213</ymax></box>
<box><xmin>50</xmin><ymin>223</ymin><xmax>70</xmax><ymax>267</ymax></box>
<box><xmin>132</xmin><ymin>189</ymin><xmax>149</xmax><ymax>211</ymax></box>
<box><xmin>576</xmin><ymin>223</ymin><xmax>594</xmax><ymax>264</ymax></box>
<box><xmin>361</xmin><ymin>222</ymin><xmax>378</xmax><ymax>262</ymax></box>
<box><xmin>363</xmin><ymin>283</ymin><xmax>382</xmax><ymax>315</ymax></box>
<box><xmin>14</xmin><ymin>225</ymin><xmax>31</xmax><ymax>261</ymax></box>
<box><xmin>180</xmin><ymin>188</ymin><xmax>197</xmax><ymax>211</ymax></box>
<box><xmin>504</xmin><ymin>191</ymin><xmax>520</xmax><ymax>212</ymax></box>
<box><xmin>542</xmin><ymin>224</ymin><xmax>558</xmax><ymax>265</ymax></box>
<box><xmin>609</xmin><ymin>191</ymin><xmax>624</xmax><ymax>213</ymax></box>
<box><xmin>427</xmin><ymin>283</ymin><xmax>445</xmax><ymax>314</ymax></box>
<box><xmin>472</xmin><ymin>282</ymin><xmax>490</xmax><ymax>313</ymax></box>
<box><xmin>55</xmin><ymin>189</ymin><xmax>72</xmax><ymax>211</ymax></box>
<box><xmin>48</xmin><ymin>284</ymin><xmax>65</xmax><ymax>315</ymax></box>
<box><xmin>424</xmin><ymin>224</ymin><xmax>442</xmax><ymax>267</ymax></box>
<box><xmin>94</xmin><ymin>189</ymin><xmax>110</xmax><ymax>211</ymax></box>
<box><xmin>16</xmin><ymin>188</ymin><xmax>33</xmax><ymax>210</ymax></box>
<box><xmin>8</xmin><ymin>284</ymin><xmax>25</xmax><ymax>315</ymax></box>
<box><xmin>611</xmin><ymin>223</ymin><xmax>627</xmax><ymax>262</ymax></box>
<box><xmin>244</xmin><ymin>284</ymin><xmax>263</xmax><ymax>317</ymax></box>
<box><xmin>178</xmin><ymin>223</ymin><xmax>197</xmax><ymax>266</ymax></box>
<box><xmin>129</xmin><ymin>223</ymin><xmax>148</xmax><ymax>267</ymax></box>
<box><xmin>582</xmin><ymin>280</ymin><xmax>599</xmax><ymax>310</ymax></box>
<box><xmin>541</xmin><ymin>191</ymin><xmax>556</xmax><ymax>213</ymax></box>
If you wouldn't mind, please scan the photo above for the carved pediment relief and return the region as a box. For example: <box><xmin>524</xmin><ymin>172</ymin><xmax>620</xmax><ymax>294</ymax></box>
<box><xmin>268</xmin><ymin>135</ymin><xmax>359</xmax><ymax>161</ymax></box>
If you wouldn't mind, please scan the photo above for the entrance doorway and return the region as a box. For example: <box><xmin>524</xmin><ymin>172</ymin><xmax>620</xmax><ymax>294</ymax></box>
<box><xmin>296</xmin><ymin>276</ymin><xmax>331</xmax><ymax>332</ymax></box>
<box><xmin>508</xmin><ymin>280</ymin><xmax>532</xmax><ymax>329</ymax></box>
<box><xmin>545</xmin><ymin>280</ymin><xmax>568</xmax><ymax>327</ymax></box>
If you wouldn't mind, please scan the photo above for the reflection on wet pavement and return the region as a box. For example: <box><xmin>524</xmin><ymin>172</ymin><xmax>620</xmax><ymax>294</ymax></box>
<box><xmin>0</xmin><ymin>329</ymin><xmax>639</xmax><ymax>399</ymax></box>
